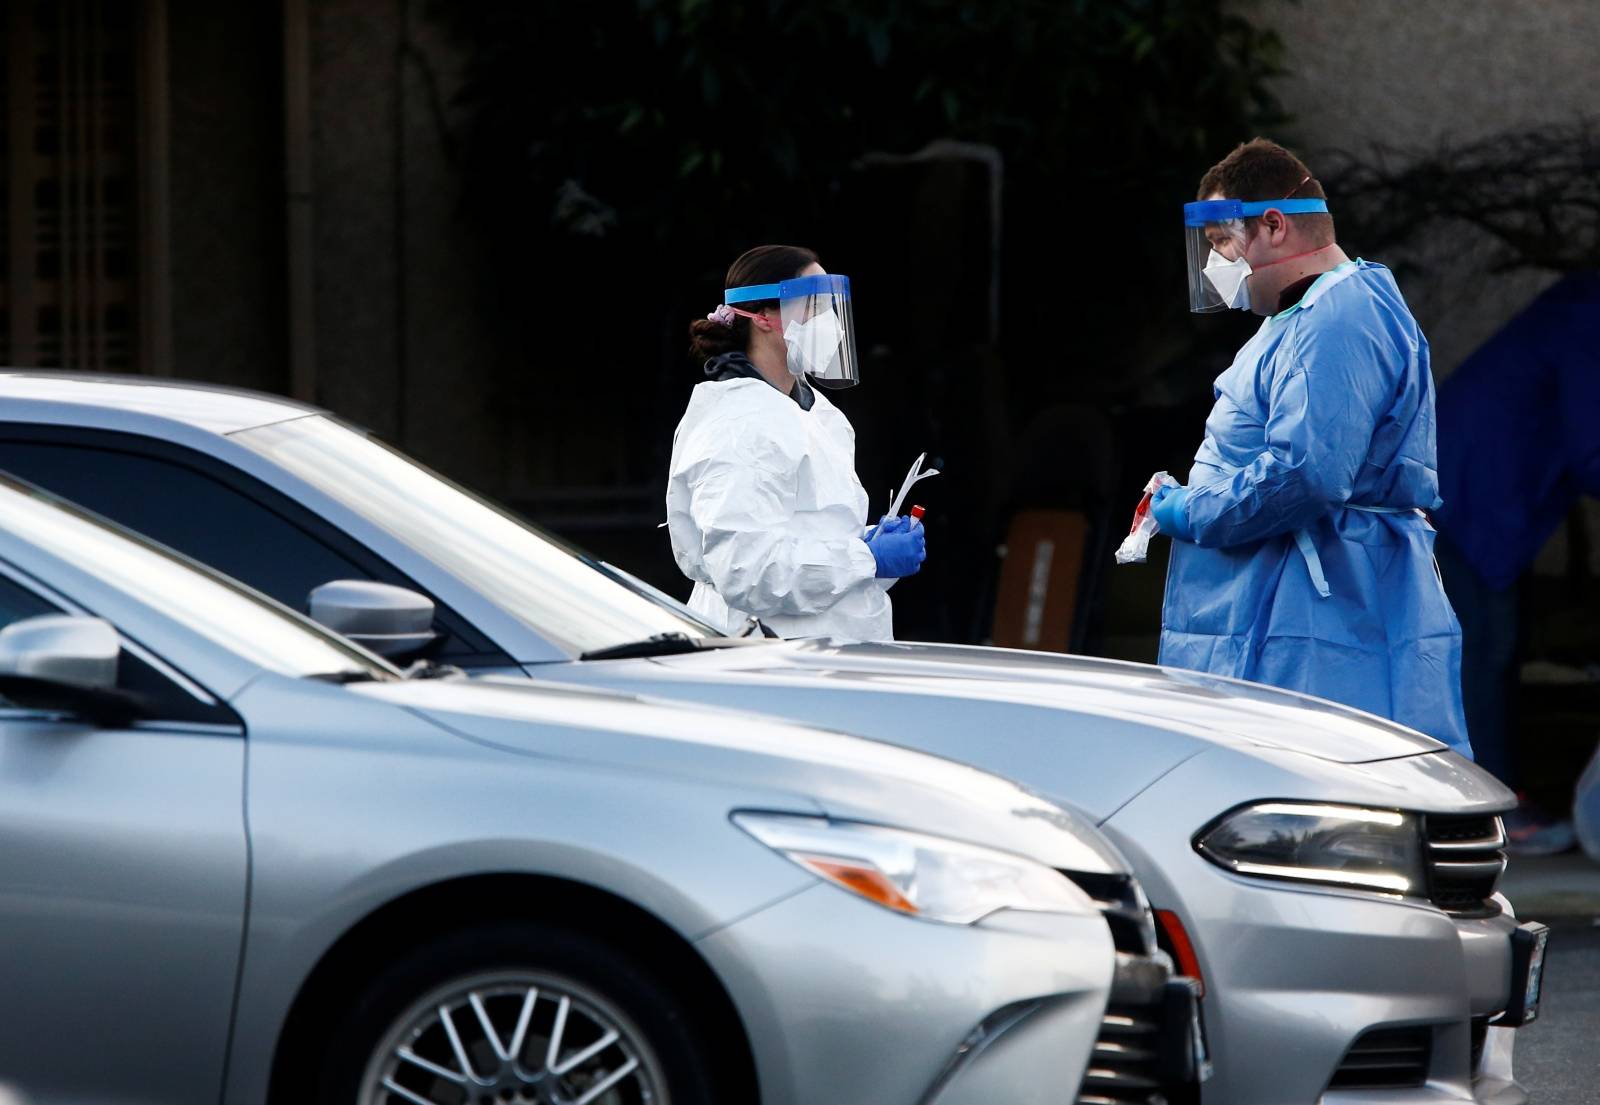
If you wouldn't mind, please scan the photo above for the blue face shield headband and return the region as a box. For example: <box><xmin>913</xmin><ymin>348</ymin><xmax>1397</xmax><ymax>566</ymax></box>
<box><xmin>1182</xmin><ymin>198</ymin><xmax>1330</xmax><ymax>226</ymax></box>
<box><xmin>721</xmin><ymin>273</ymin><xmax>860</xmax><ymax>388</ymax></box>
<box><xmin>1183</xmin><ymin>198</ymin><xmax>1331</xmax><ymax>313</ymax></box>
<box><xmin>724</xmin><ymin>273</ymin><xmax>852</xmax><ymax>304</ymax></box>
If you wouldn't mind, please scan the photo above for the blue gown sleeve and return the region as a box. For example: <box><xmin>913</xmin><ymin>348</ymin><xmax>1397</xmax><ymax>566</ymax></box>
<box><xmin>1185</xmin><ymin>312</ymin><xmax>1392</xmax><ymax>548</ymax></box>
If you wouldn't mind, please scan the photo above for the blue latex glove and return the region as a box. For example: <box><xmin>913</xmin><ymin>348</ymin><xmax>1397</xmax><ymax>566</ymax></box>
<box><xmin>1151</xmin><ymin>484</ymin><xmax>1194</xmax><ymax>541</ymax></box>
<box><xmin>863</xmin><ymin>514</ymin><xmax>913</xmax><ymax>541</ymax></box>
<box><xmin>866</xmin><ymin>518</ymin><xmax>926</xmax><ymax>578</ymax></box>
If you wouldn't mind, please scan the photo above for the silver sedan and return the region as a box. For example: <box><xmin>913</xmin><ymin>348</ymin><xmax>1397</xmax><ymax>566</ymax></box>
<box><xmin>0</xmin><ymin>474</ymin><xmax>1198</xmax><ymax>1105</ymax></box>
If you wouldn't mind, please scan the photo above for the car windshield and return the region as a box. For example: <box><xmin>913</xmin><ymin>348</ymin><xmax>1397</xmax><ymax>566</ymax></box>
<box><xmin>0</xmin><ymin>479</ymin><xmax>395</xmax><ymax>681</ymax></box>
<box><xmin>234</xmin><ymin>416</ymin><xmax>720</xmax><ymax>657</ymax></box>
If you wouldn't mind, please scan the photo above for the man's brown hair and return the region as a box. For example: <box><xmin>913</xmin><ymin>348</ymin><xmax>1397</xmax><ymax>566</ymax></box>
<box><xmin>1198</xmin><ymin>137</ymin><xmax>1335</xmax><ymax>244</ymax></box>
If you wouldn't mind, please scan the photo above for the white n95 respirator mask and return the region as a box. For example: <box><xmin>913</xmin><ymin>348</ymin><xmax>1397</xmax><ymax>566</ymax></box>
<box><xmin>1203</xmin><ymin>250</ymin><xmax>1253</xmax><ymax>312</ymax></box>
<box><xmin>784</xmin><ymin>309</ymin><xmax>843</xmax><ymax>379</ymax></box>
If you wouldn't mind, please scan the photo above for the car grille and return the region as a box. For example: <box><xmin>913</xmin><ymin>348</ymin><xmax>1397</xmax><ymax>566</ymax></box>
<box><xmin>1327</xmin><ymin>1026</ymin><xmax>1431</xmax><ymax>1090</ymax></box>
<box><xmin>1076</xmin><ymin>1002</ymin><xmax>1165</xmax><ymax>1105</ymax></box>
<box><xmin>1423</xmin><ymin>814</ymin><xmax>1508</xmax><ymax>917</ymax></box>
<box><xmin>1061</xmin><ymin>871</ymin><xmax>1155</xmax><ymax>956</ymax></box>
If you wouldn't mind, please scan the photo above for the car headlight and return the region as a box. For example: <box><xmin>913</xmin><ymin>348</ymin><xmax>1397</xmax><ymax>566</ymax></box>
<box><xmin>1194</xmin><ymin>802</ymin><xmax>1425</xmax><ymax>894</ymax></box>
<box><xmin>733</xmin><ymin>811</ymin><xmax>1090</xmax><ymax>925</ymax></box>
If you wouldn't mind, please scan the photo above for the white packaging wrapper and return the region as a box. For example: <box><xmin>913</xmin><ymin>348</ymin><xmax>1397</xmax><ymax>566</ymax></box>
<box><xmin>1114</xmin><ymin>471</ymin><xmax>1180</xmax><ymax>565</ymax></box>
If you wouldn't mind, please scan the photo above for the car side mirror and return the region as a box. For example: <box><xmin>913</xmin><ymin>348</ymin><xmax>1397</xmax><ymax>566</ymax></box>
<box><xmin>0</xmin><ymin>615</ymin><xmax>146</xmax><ymax>725</ymax></box>
<box><xmin>308</xmin><ymin>580</ymin><xmax>437</xmax><ymax>659</ymax></box>
<box><xmin>0</xmin><ymin>614</ymin><xmax>119</xmax><ymax>688</ymax></box>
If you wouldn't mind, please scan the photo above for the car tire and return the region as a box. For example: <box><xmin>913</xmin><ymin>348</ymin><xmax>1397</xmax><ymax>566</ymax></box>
<box><xmin>317</xmin><ymin>921</ymin><xmax>725</xmax><ymax>1105</ymax></box>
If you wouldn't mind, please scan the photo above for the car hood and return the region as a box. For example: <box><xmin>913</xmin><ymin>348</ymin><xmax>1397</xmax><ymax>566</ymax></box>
<box><xmin>351</xmin><ymin>675</ymin><xmax>1126</xmax><ymax>875</ymax></box>
<box><xmin>532</xmin><ymin>637</ymin><xmax>1469</xmax><ymax>822</ymax></box>
<box><xmin>643</xmin><ymin>638</ymin><xmax>1445</xmax><ymax>764</ymax></box>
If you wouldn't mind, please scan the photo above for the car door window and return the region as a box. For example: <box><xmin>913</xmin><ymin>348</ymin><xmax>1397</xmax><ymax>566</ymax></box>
<box><xmin>0</xmin><ymin>437</ymin><xmax>508</xmax><ymax>665</ymax></box>
<box><xmin>0</xmin><ymin>442</ymin><xmax>371</xmax><ymax>608</ymax></box>
<box><xmin>0</xmin><ymin>571</ymin><xmax>58</xmax><ymax>630</ymax></box>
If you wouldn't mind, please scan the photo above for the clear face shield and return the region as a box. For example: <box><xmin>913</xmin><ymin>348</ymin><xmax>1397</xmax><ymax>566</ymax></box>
<box><xmin>1183</xmin><ymin>198</ymin><xmax>1330</xmax><ymax>313</ymax></box>
<box><xmin>725</xmin><ymin>273</ymin><xmax>859</xmax><ymax>388</ymax></box>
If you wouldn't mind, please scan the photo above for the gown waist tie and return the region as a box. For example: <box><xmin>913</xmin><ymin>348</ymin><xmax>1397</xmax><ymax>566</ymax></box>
<box><xmin>1294</xmin><ymin>504</ymin><xmax>1426</xmax><ymax>600</ymax></box>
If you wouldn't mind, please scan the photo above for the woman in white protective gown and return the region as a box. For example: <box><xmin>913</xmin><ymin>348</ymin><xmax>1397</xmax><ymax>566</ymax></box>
<box><xmin>665</xmin><ymin>244</ymin><xmax>926</xmax><ymax>641</ymax></box>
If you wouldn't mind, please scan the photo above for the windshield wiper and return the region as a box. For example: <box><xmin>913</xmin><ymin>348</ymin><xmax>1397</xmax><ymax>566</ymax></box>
<box><xmin>308</xmin><ymin>670</ymin><xmax>381</xmax><ymax>684</ymax></box>
<box><xmin>402</xmin><ymin>659</ymin><xmax>465</xmax><ymax>680</ymax></box>
<box><xmin>579</xmin><ymin>632</ymin><xmax>704</xmax><ymax>661</ymax></box>
<box><xmin>737</xmin><ymin>616</ymin><xmax>780</xmax><ymax>639</ymax></box>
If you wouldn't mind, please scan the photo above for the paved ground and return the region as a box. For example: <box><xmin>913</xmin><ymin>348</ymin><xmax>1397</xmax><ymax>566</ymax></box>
<box><xmin>1502</xmin><ymin>852</ymin><xmax>1600</xmax><ymax>920</ymax></box>
<box><xmin>1511</xmin><ymin>917</ymin><xmax>1598</xmax><ymax>1102</ymax></box>
<box><xmin>1502</xmin><ymin>853</ymin><xmax>1600</xmax><ymax>1102</ymax></box>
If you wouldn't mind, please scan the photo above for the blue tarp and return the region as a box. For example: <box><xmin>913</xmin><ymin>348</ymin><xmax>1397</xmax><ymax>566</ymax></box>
<box><xmin>1433</xmin><ymin>272</ymin><xmax>1600</xmax><ymax>590</ymax></box>
<box><xmin>1434</xmin><ymin>272</ymin><xmax>1600</xmax><ymax>841</ymax></box>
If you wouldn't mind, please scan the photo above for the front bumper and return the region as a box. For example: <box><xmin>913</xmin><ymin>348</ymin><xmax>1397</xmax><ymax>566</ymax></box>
<box><xmin>1105</xmin><ymin>764</ymin><xmax>1530</xmax><ymax>1105</ymax></box>
<box><xmin>696</xmin><ymin>881</ymin><xmax>1118</xmax><ymax>1105</ymax></box>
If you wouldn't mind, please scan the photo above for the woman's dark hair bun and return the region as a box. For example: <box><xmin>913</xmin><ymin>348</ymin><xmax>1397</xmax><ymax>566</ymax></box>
<box><xmin>685</xmin><ymin>243</ymin><xmax>819</xmax><ymax>366</ymax></box>
<box><xmin>688</xmin><ymin>316</ymin><xmax>741</xmax><ymax>361</ymax></box>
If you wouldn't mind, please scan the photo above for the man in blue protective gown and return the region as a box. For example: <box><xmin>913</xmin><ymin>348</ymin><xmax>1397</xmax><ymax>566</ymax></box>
<box><xmin>1150</xmin><ymin>138</ymin><xmax>1472</xmax><ymax>758</ymax></box>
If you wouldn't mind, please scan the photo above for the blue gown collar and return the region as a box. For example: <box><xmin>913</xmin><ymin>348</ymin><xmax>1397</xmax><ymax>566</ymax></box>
<box><xmin>1272</xmin><ymin>258</ymin><xmax>1365</xmax><ymax>321</ymax></box>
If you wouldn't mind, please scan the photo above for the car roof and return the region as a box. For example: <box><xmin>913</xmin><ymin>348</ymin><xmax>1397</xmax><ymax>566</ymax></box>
<box><xmin>0</xmin><ymin>370</ymin><xmax>324</xmax><ymax>435</ymax></box>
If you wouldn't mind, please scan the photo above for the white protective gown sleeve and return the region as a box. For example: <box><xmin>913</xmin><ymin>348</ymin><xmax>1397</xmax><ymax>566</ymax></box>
<box><xmin>666</xmin><ymin>378</ymin><xmax>893</xmax><ymax>641</ymax></box>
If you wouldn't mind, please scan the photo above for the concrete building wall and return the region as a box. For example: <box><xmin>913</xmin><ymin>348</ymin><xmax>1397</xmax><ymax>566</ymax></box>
<box><xmin>394</xmin><ymin>5</ymin><xmax>510</xmax><ymax>498</ymax></box>
<box><xmin>306</xmin><ymin>0</ymin><xmax>401</xmax><ymax>440</ymax></box>
<box><xmin>303</xmin><ymin>0</ymin><xmax>507</xmax><ymax>492</ymax></box>
<box><xmin>1238</xmin><ymin>0</ymin><xmax>1599</xmax><ymax>376</ymax></box>
<box><xmin>162</xmin><ymin>1</ymin><xmax>288</xmax><ymax>393</ymax></box>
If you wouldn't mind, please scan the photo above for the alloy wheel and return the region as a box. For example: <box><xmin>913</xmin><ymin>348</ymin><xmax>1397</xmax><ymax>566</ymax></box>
<box><xmin>357</xmin><ymin>970</ymin><xmax>667</xmax><ymax>1105</ymax></box>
